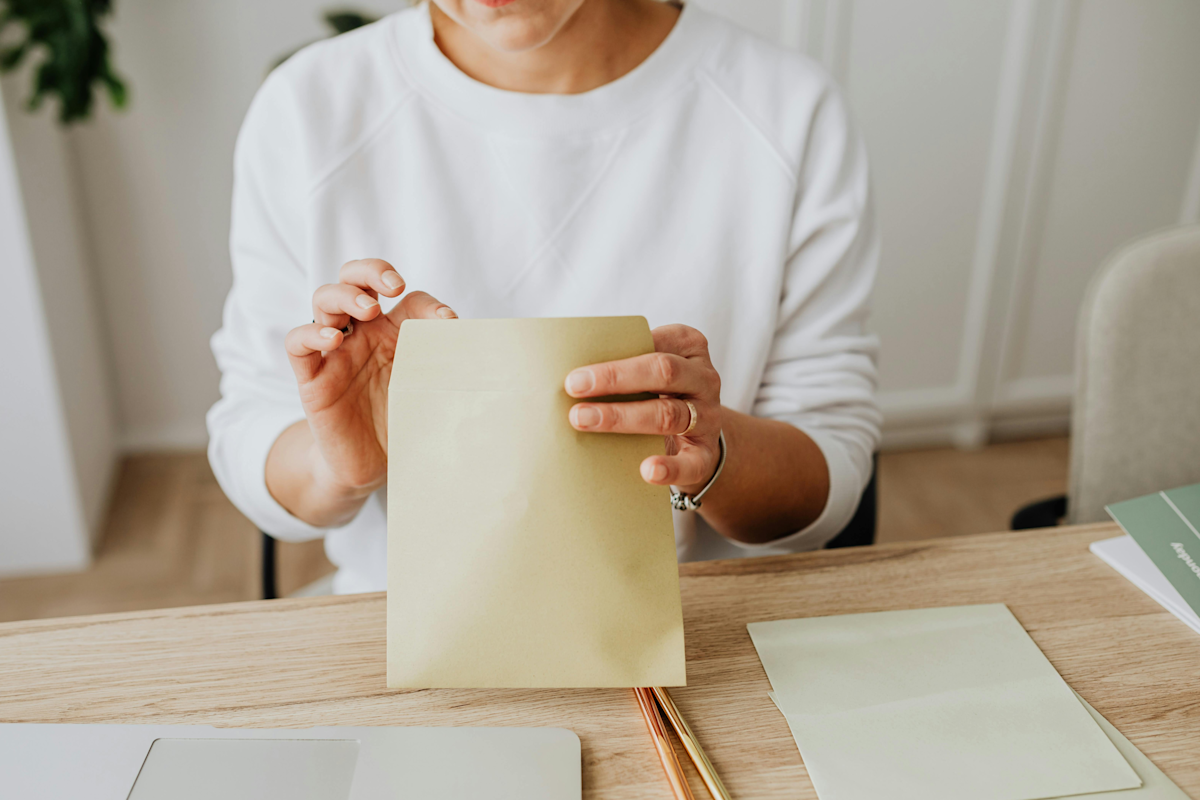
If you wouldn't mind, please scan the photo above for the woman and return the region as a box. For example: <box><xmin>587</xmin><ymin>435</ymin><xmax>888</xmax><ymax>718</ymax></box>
<box><xmin>208</xmin><ymin>0</ymin><xmax>880</xmax><ymax>594</ymax></box>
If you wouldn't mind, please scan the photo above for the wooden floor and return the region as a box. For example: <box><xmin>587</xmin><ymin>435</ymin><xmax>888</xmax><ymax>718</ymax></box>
<box><xmin>0</xmin><ymin>438</ymin><xmax>1068</xmax><ymax>623</ymax></box>
<box><xmin>876</xmin><ymin>436</ymin><xmax>1069</xmax><ymax>543</ymax></box>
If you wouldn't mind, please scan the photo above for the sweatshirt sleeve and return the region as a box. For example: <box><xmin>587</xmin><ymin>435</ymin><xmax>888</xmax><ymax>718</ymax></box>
<box><xmin>743</xmin><ymin>79</ymin><xmax>882</xmax><ymax>552</ymax></box>
<box><xmin>206</xmin><ymin>70</ymin><xmax>328</xmax><ymax>542</ymax></box>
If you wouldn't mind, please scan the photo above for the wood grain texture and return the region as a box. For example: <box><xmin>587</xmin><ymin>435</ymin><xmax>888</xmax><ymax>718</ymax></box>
<box><xmin>2</xmin><ymin>523</ymin><xmax>1197</xmax><ymax>798</ymax></box>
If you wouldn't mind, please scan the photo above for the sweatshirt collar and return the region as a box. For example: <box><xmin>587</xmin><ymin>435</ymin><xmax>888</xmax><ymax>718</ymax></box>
<box><xmin>391</xmin><ymin>2</ymin><xmax>713</xmax><ymax>137</ymax></box>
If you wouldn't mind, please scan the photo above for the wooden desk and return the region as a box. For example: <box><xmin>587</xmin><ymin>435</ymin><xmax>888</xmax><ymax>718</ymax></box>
<box><xmin>2</xmin><ymin>523</ymin><xmax>1198</xmax><ymax>798</ymax></box>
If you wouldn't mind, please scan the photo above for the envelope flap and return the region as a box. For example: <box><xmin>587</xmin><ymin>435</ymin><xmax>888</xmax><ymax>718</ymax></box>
<box><xmin>391</xmin><ymin>317</ymin><xmax>654</xmax><ymax>393</ymax></box>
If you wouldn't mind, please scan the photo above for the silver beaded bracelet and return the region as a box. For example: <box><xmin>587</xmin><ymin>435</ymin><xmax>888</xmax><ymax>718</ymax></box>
<box><xmin>670</xmin><ymin>430</ymin><xmax>727</xmax><ymax>511</ymax></box>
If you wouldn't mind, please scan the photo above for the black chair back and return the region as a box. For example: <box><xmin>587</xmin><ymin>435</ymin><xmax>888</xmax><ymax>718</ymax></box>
<box><xmin>825</xmin><ymin>453</ymin><xmax>878</xmax><ymax>549</ymax></box>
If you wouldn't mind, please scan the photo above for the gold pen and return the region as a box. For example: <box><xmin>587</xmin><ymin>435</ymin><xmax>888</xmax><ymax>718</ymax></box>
<box><xmin>651</xmin><ymin>687</ymin><xmax>732</xmax><ymax>800</ymax></box>
<box><xmin>634</xmin><ymin>687</ymin><xmax>695</xmax><ymax>800</ymax></box>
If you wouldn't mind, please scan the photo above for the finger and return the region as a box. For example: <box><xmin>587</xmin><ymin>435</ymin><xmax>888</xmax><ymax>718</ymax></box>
<box><xmin>313</xmin><ymin>283</ymin><xmax>382</xmax><ymax>327</ymax></box>
<box><xmin>388</xmin><ymin>289</ymin><xmax>457</xmax><ymax>323</ymax></box>
<box><xmin>565</xmin><ymin>352</ymin><xmax>709</xmax><ymax>398</ymax></box>
<box><xmin>640</xmin><ymin>450</ymin><xmax>714</xmax><ymax>487</ymax></box>
<box><xmin>652</xmin><ymin>324</ymin><xmax>709</xmax><ymax>358</ymax></box>
<box><xmin>285</xmin><ymin>323</ymin><xmax>344</xmax><ymax>382</ymax></box>
<box><xmin>338</xmin><ymin>258</ymin><xmax>406</xmax><ymax>298</ymax></box>
<box><xmin>569</xmin><ymin>398</ymin><xmax>715</xmax><ymax>436</ymax></box>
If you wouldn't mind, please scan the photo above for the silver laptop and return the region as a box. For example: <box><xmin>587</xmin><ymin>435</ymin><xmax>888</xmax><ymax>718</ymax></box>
<box><xmin>0</xmin><ymin>724</ymin><xmax>580</xmax><ymax>799</ymax></box>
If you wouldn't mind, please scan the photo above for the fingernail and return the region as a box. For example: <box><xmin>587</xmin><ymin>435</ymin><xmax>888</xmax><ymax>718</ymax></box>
<box><xmin>566</xmin><ymin>369</ymin><xmax>595</xmax><ymax>395</ymax></box>
<box><xmin>572</xmin><ymin>406</ymin><xmax>601</xmax><ymax>429</ymax></box>
<box><xmin>320</xmin><ymin>327</ymin><xmax>339</xmax><ymax>339</ymax></box>
<box><xmin>381</xmin><ymin>271</ymin><xmax>403</xmax><ymax>290</ymax></box>
<box><xmin>436</xmin><ymin>306</ymin><xmax>457</xmax><ymax>319</ymax></box>
<box><xmin>356</xmin><ymin>294</ymin><xmax>379</xmax><ymax>309</ymax></box>
<box><xmin>642</xmin><ymin>461</ymin><xmax>668</xmax><ymax>482</ymax></box>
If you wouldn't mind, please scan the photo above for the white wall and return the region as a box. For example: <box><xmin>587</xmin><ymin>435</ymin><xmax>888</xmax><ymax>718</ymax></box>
<box><xmin>69</xmin><ymin>0</ymin><xmax>408</xmax><ymax>450</ymax></box>
<box><xmin>694</xmin><ymin>0</ymin><xmax>1200</xmax><ymax>448</ymax></box>
<box><xmin>996</xmin><ymin>0</ymin><xmax>1200</xmax><ymax>409</ymax></box>
<box><xmin>39</xmin><ymin>0</ymin><xmax>1200</xmax><ymax>452</ymax></box>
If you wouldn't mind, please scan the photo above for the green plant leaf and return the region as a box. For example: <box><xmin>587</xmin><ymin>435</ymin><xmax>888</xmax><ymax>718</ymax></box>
<box><xmin>0</xmin><ymin>0</ymin><xmax>129</xmax><ymax>125</ymax></box>
<box><xmin>0</xmin><ymin>43</ymin><xmax>27</xmax><ymax>69</ymax></box>
<box><xmin>103</xmin><ymin>70</ymin><xmax>126</xmax><ymax>107</ymax></box>
<box><xmin>324</xmin><ymin>10</ymin><xmax>378</xmax><ymax>35</ymax></box>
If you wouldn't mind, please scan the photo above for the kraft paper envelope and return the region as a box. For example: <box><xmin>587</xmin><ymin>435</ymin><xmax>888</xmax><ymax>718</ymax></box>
<box><xmin>767</xmin><ymin>692</ymin><xmax>1189</xmax><ymax>800</ymax></box>
<box><xmin>747</xmin><ymin>605</ymin><xmax>1141</xmax><ymax>800</ymax></box>
<box><xmin>386</xmin><ymin>317</ymin><xmax>686</xmax><ymax>689</ymax></box>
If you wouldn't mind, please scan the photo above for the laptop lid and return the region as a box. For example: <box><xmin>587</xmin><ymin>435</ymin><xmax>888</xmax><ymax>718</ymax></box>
<box><xmin>0</xmin><ymin>724</ymin><xmax>580</xmax><ymax>800</ymax></box>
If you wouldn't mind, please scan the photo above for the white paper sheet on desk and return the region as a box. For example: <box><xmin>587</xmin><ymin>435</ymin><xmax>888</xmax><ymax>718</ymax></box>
<box><xmin>1091</xmin><ymin>535</ymin><xmax>1200</xmax><ymax>636</ymax></box>
<box><xmin>747</xmin><ymin>604</ymin><xmax>1141</xmax><ymax>800</ymax></box>
<box><xmin>767</xmin><ymin>691</ymin><xmax>1189</xmax><ymax>799</ymax></box>
<box><xmin>386</xmin><ymin>317</ymin><xmax>686</xmax><ymax>689</ymax></box>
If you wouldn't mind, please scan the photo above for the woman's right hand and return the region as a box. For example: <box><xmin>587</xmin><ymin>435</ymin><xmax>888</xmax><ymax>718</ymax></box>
<box><xmin>269</xmin><ymin>259</ymin><xmax>455</xmax><ymax>526</ymax></box>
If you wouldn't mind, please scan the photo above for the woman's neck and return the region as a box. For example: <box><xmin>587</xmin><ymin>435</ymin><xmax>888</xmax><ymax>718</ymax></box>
<box><xmin>430</xmin><ymin>0</ymin><xmax>680</xmax><ymax>95</ymax></box>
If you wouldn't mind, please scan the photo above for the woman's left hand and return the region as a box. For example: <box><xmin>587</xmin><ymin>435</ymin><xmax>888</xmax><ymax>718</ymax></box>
<box><xmin>565</xmin><ymin>324</ymin><xmax>722</xmax><ymax>494</ymax></box>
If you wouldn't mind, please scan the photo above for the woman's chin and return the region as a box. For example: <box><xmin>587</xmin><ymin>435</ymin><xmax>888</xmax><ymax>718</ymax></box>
<box><xmin>437</xmin><ymin>0</ymin><xmax>584</xmax><ymax>55</ymax></box>
<box><xmin>474</xmin><ymin>19</ymin><xmax>565</xmax><ymax>54</ymax></box>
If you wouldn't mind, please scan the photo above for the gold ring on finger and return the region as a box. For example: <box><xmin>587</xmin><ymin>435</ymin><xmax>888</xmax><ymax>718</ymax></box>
<box><xmin>683</xmin><ymin>400</ymin><xmax>698</xmax><ymax>435</ymax></box>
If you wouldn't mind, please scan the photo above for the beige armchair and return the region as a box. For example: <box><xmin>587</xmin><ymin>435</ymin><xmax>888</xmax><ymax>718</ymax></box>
<box><xmin>1013</xmin><ymin>225</ymin><xmax>1200</xmax><ymax>528</ymax></box>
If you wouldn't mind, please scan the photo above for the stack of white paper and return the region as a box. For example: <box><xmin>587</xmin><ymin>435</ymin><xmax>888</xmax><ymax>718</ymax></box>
<box><xmin>748</xmin><ymin>604</ymin><xmax>1189</xmax><ymax>800</ymax></box>
<box><xmin>1091</xmin><ymin>535</ymin><xmax>1200</xmax><ymax>636</ymax></box>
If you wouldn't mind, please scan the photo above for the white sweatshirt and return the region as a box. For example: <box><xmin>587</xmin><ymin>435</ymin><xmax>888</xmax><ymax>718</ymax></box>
<box><xmin>208</xmin><ymin>2</ymin><xmax>881</xmax><ymax>595</ymax></box>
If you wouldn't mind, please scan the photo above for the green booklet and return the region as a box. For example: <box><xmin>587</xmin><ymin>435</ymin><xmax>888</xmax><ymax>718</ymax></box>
<box><xmin>1107</xmin><ymin>483</ymin><xmax>1200</xmax><ymax>618</ymax></box>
